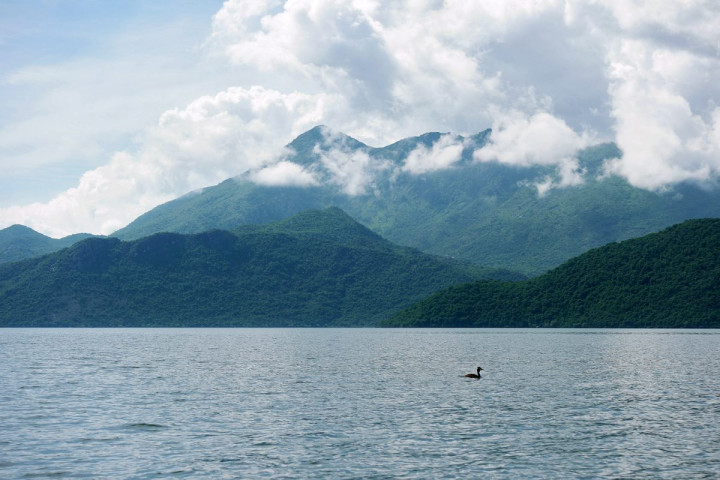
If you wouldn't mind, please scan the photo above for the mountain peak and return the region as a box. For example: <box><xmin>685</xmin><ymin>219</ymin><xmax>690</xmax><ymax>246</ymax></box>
<box><xmin>260</xmin><ymin>207</ymin><xmax>386</xmax><ymax>249</ymax></box>
<box><xmin>287</xmin><ymin>126</ymin><xmax>368</xmax><ymax>158</ymax></box>
<box><xmin>0</xmin><ymin>224</ymin><xmax>45</xmax><ymax>238</ymax></box>
<box><xmin>0</xmin><ymin>207</ymin><xmax>485</xmax><ymax>327</ymax></box>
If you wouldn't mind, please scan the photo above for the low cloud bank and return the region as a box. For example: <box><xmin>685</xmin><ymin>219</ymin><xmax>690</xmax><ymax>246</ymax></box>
<box><xmin>402</xmin><ymin>134</ymin><xmax>466</xmax><ymax>175</ymax></box>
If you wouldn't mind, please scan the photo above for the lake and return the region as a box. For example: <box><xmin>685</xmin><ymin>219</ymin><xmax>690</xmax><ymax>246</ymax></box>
<box><xmin>1</xmin><ymin>328</ymin><xmax>719</xmax><ymax>478</ymax></box>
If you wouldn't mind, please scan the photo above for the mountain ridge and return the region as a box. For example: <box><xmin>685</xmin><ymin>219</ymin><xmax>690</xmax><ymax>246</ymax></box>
<box><xmin>6</xmin><ymin>126</ymin><xmax>720</xmax><ymax>275</ymax></box>
<box><xmin>382</xmin><ymin>218</ymin><xmax>720</xmax><ymax>328</ymax></box>
<box><xmin>0</xmin><ymin>207</ymin><xmax>515</xmax><ymax>327</ymax></box>
<box><xmin>0</xmin><ymin>224</ymin><xmax>95</xmax><ymax>264</ymax></box>
<box><xmin>111</xmin><ymin>126</ymin><xmax>720</xmax><ymax>275</ymax></box>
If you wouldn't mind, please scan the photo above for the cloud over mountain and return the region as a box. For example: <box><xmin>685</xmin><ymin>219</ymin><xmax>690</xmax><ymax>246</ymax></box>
<box><xmin>402</xmin><ymin>134</ymin><xmax>466</xmax><ymax>175</ymax></box>
<box><xmin>1</xmin><ymin>0</ymin><xmax>718</xmax><ymax>236</ymax></box>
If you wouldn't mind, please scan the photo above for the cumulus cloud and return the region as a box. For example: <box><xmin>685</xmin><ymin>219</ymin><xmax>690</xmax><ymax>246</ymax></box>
<box><xmin>475</xmin><ymin>111</ymin><xmax>590</xmax><ymax>167</ymax></box>
<box><xmin>249</xmin><ymin>160</ymin><xmax>319</xmax><ymax>187</ymax></box>
<box><xmin>213</xmin><ymin>0</ymin><xmax>395</xmax><ymax>99</ymax></box>
<box><xmin>532</xmin><ymin>161</ymin><xmax>587</xmax><ymax>197</ymax></box>
<box><xmin>309</xmin><ymin>127</ymin><xmax>391</xmax><ymax>196</ymax></box>
<box><xmin>473</xmin><ymin>111</ymin><xmax>591</xmax><ymax>191</ymax></box>
<box><xmin>316</xmin><ymin>147</ymin><xmax>377</xmax><ymax>195</ymax></box>
<box><xmin>3</xmin><ymin>0</ymin><xmax>720</xmax><ymax>235</ymax></box>
<box><xmin>604</xmin><ymin>39</ymin><xmax>720</xmax><ymax>189</ymax></box>
<box><xmin>207</xmin><ymin>0</ymin><xmax>528</xmax><ymax>142</ymax></box>
<box><xmin>402</xmin><ymin>134</ymin><xmax>466</xmax><ymax>174</ymax></box>
<box><xmin>0</xmin><ymin>86</ymin><xmax>335</xmax><ymax>236</ymax></box>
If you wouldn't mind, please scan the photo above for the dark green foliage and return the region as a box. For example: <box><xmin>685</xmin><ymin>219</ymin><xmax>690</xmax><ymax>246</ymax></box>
<box><xmin>382</xmin><ymin>219</ymin><xmax>720</xmax><ymax>328</ymax></box>
<box><xmin>0</xmin><ymin>208</ymin><xmax>512</xmax><ymax>327</ymax></box>
<box><xmin>0</xmin><ymin>224</ymin><xmax>94</xmax><ymax>264</ymax></box>
<box><xmin>111</xmin><ymin>128</ymin><xmax>720</xmax><ymax>275</ymax></box>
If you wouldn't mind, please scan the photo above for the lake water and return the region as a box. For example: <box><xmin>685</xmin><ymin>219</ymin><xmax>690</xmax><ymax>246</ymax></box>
<box><xmin>1</xmin><ymin>328</ymin><xmax>719</xmax><ymax>479</ymax></box>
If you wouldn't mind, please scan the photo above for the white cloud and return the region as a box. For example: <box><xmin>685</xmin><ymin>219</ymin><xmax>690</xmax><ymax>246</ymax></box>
<box><xmin>208</xmin><ymin>0</ymin><xmax>534</xmax><ymax>140</ymax></box>
<box><xmin>249</xmin><ymin>160</ymin><xmax>319</xmax><ymax>187</ymax></box>
<box><xmin>532</xmin><ymin>161</ymin><xmax>587</xmax><ymax>197</ymax></box>
<box><xmin>402</xmin><ymin>134</ymin><xmax>465</xmax><ymax>174</ymax></box>
<box><xmin>605</xmin><ymin>39</ymin><xmax>720</xmax><ymax>189</ymax></box>
<box><xmin>475</xmin><ymin>111</ymin><xmax>590</xmax><ymax>165</ymax></box>
<box><xmin>0</xmin><ymin>86</ymin><xmax>335</xmax><ymax>236</ymax></box>
<box><xmin>311</xmin><ymin>127</ymin><xmax>391</xmax><ymax>196</ymax></box>
<box><xmin>3</xmin><ymin>0</ymin><xmax>720</xmax><ymax>236</ymax></box>
<box><xmin>473</xmin><ymin>110</ymin><xmax>591</xmax><ymax>191</ymax></box>
<box><xmin>208</xmin><ymin>0</ymin><xmax>603</xmax><ymax>170</ymax></box>
<box><xmin>596</xmin><ymin>0</ymin><xmax>720</xmax><ymax>47</ymax></box>
<box><xmin>316</xmin><ymin>147</ymin><xmax>377</xmax><ymax>195</ymax></box>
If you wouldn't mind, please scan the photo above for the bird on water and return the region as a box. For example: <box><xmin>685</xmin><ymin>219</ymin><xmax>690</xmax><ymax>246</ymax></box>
<box><xmin>464</xmin><ymin>366</ymin><xmax>483</xmax><ymax>379</ymax></box>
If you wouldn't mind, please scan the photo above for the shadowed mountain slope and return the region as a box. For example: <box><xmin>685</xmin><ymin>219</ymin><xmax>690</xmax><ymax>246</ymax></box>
<box><xmin>382</xmin><ymin>219</ymin><xmax>720</xmax><ymax>328</ymax></box>
<box><xmin>0</xmin><ymin>225</ymin><xmax>94</xmax><ymax>264</ymax></box>
<box><xmin>0</xmin><ymin>208</ymin><xmax>517</xmax><ymax>327</ymax></box>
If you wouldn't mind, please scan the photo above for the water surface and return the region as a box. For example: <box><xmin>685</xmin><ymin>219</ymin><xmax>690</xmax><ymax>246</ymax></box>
<box><xmin>1</xmin><ymin>328</ymin><xmax>718</xmax><ymax>478</ymax></box>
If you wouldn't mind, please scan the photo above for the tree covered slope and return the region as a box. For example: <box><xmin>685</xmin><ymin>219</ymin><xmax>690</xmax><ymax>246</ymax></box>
<box><xmin>0</xmin><ymin>224</ymin><xmax>94</xmax><ymax>264</ymax></box>
<box><xmin>382</xmin><ymin>219</ymin><xmax>720</xmax><ymax>328</ymax></box>
<box><xmin>0</xmin><ymin>208</ymin><xmax>515</xmax><ymax>327</ymax></box>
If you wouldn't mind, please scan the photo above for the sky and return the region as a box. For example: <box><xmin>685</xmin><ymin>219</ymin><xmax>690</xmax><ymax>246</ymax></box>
<box><xmin>1</xmin><ymin>0</ymin><xmax>719</xmax><ymax>237</ymax></box>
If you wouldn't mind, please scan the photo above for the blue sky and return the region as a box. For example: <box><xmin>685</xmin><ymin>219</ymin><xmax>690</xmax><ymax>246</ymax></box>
<box><xmin>1</xmin><ymin>0</ymin><xmax>719</xmax><ymax>236</ymax></box>
<box><xmin>0</xmin><ymin>0</ymin><xmax>226</xmax><ymax>204</ymax></box>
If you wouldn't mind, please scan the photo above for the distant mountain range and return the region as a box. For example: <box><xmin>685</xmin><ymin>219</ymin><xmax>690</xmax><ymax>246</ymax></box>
<box><xmin>4</xmin><ymin>126</ymin><xmax>720</xmax><ymax>276</ymax></box>
<box><xmin>5</xmin><ymin>126</ymin><xmax>719</xmax><ymax>329</ymax></box>
<box><xmin>0</xmin><ymin>208</ymin><xmax>517</xmax><ymax>327</ymax></box>
<box><xmin>3</xmin><ymin>209</ymin><xmax>716</xmax><ymax>328</ymax></box>
<box><xmin>111</xmin><ymin>126</ymin><xmax>720</xmax><ymax>275</ymax></box>
<box><xmin>382</xmin><ymin>219</ymin><xmax>720</xmax><ymax>329</ymax></box>
<box><xmin>0</xmin><ymin>225</ymin><xmax>93</xmax><ymax>264</ymax></box>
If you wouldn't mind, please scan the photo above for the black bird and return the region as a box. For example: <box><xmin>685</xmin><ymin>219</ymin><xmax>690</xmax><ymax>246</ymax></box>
<box><xmin>464</xmin><ymin>366</ymin><xmax>483</xmax><ymax>379</ymax></box>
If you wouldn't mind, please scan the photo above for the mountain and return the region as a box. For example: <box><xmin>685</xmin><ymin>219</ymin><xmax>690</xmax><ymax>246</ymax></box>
<box><xmin>0</xmin><ymin>225</ymin><xmax>94</xmax><ymax>264</ymax></box>
<box><xmin>0</xmin><ymin>208</ymin><xmax>517</xmax><ymax>327</ymax></box>
<box><xmin>381</xmin><ymin>219</ymin><xmax>720</xmax><ymax>328</ymax></box>
<box><xmin>112</xmin><ymin>126</ymin><xmax>720</xmax><ymax>275</ymax></box>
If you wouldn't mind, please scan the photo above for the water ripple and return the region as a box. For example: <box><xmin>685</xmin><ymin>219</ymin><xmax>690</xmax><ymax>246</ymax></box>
<box><xmin>1</xmin><ymin>328</ymin><xmax>719</xmax><ymax>478</ymax></box>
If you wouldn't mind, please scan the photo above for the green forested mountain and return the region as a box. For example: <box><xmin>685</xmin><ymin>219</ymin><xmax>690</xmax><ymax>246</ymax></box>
<box><xmin>112</xmin><ymin>126</ymin><xmax>720</xmax><ymax>275</ymax></box>
<box><xmin>0</xmin><ymin>225</ymin><xmax>94</xmax><ymax>264</ymax></box>
<box><xmin>382</xmin><ymin>219</ymin><xmax>720</xmax><ymax>328</ymax></box>
<box><xmin>0</xmin><ymin>208</ymin><xmax>514</xmax><ymax>327</ymax></box>
<box><xmin>8</xmin><ymin>126</ymin><xmax>720</xmax><ymax>275</ymax></box>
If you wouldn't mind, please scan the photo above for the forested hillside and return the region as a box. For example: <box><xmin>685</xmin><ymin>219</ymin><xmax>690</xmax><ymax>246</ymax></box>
<box><xmin>0</xmin><ymin>208</ymin><xmax>514</xmax><ymax>327</ymax></box>
<box><xmin>383</xmin><ymin>219</ymin><xmax>720</xmax><ymax>328</ymax></box>
<box><xmin>0</xmin><ymin>225</ymin><xmax>94</xmax><ymax>264</ymax></box>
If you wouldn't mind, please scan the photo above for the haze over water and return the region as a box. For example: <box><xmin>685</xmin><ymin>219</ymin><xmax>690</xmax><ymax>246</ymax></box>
<box><xmin>1</xmin><ymin>328</ymin><xmax>718</xmax><ymax>478</ymax></box>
